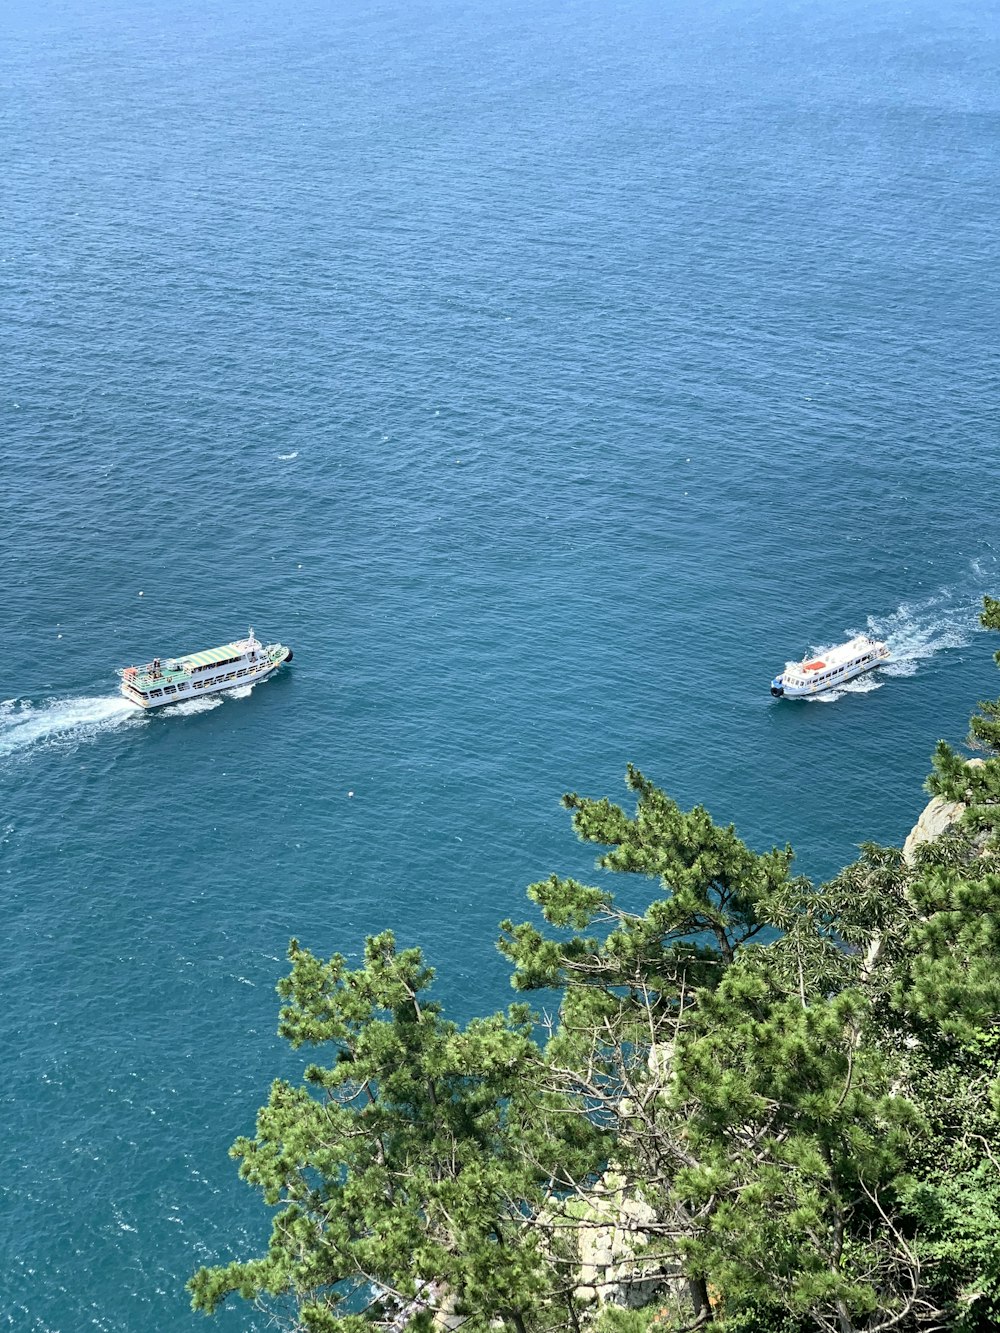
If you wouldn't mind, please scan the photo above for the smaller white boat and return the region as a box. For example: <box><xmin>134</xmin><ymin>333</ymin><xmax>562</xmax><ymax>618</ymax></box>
<box><xmin>770</xmin><ymin>634</ymin><xmax>889</xmax><ymax>699</ymax></box>
<box><xmin>118</xmin><ymin>628</ymin><xmax>292</xmax><ymax>709</ymax></box>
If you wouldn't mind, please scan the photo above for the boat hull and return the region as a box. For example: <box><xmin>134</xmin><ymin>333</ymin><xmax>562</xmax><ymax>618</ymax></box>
<box><xmin>771</xmin><ymin>655</ymin><xmax>885</xmax><ymax>699</ymax></box>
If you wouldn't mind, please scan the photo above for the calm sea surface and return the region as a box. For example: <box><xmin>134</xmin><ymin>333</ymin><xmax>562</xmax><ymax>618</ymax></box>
<box><xmin>2</xmin><ymin>0</ymin><xmax>999</xmax><ymax>1327</ymax></box>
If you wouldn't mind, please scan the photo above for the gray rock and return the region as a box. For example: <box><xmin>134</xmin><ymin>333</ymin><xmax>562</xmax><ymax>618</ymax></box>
<box><xmin>902</xmin><ymin>760</ymin><xmax>984</xmax><ymax>865</ymax></box>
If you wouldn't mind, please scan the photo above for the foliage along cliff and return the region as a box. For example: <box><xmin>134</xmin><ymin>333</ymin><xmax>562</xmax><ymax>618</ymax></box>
<box><xmin>189</xmin><ymin>599</ymin><xmax>1000</xmax><ymax>1333</ymax></box>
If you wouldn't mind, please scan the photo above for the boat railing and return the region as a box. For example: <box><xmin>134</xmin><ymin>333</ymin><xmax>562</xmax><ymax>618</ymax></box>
<box><xmin>120</xmin><ymin>652</ymin><xmax>277</xmax><ymax>687</ymax></box>
<box><xmin>119</xmin><ymin>660</ymin><xmax>177</xmax><ymax>680</ymax></box>
<box><xmin>119</xmin><ymin>639</ymin><xmax>284</xmax><ymax>690</ymax></box>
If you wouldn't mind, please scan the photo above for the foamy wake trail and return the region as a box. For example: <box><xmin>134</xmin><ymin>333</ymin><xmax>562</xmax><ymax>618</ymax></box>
<box><xmin>166</xmin><ymin>681</ymin><xmax>255</xmax><ymax>712</ymax></box>
<box><xmin>166</xmin><ymin>695</ymin><xmax>224</xmax><ymax>716</ymax></box>
<box><xmin>861</xmin><ymin>587</ymin><xmax>986</xmax><ymax>679</ymax></box>
<box><xmin>807</xmin><ymin>674</ymin><xmax>885</xmax><ymax>704</ymax></box>
<box><xmin>798</xmin><ymin>563</ymin><xmax>996</xmax><ymax>702</ymax></box>
<box><xmin>0</xmin><ymin>695</ymin><xmax>142</xmax><ymax>759</ymax></box>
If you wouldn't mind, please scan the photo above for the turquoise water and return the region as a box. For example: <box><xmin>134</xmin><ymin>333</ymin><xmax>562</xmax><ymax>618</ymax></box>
<box><xmin>3</xmin><ymin>0</ymin><xmax>1000</xmax><ymax>1327</ymax></box>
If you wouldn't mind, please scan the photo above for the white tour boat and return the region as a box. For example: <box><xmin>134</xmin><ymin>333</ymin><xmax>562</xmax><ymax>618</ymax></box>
<box><xmin>770</xmin><ymin>634</ymin><xmax>889</xmax><ymax>699</ymax></box>
<box><xmin>118</xmin><ymin>629</ymin><xmax>292</xmax><ymax>709</ymax></box>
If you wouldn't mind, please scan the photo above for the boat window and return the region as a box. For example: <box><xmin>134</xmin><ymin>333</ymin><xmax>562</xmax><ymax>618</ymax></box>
<box><xmin>165</xmin><ymin>685</ymin><xmax>177</xmax><ymax>695</ymax></box>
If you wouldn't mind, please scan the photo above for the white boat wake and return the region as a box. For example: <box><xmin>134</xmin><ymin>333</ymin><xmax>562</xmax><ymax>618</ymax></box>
<box><xmin>0</xmin><ymin>695</ymin><xmax>144</xmax><ymax>759</ymax></box>
<box><xmin>0</xmin><ymin>678</ymin><xmax>260</xmax><ymax>758</ymax></box>
<box><xmin>165</xmin><ymin>695</ymin><xmax>224</xmax><ymax>716</ymax></box>
<box><xmin>807</xmin><ymin>674</ymin><xmax>883</xmax><ymax>704</ymax></box>
<box><xmin>165</xmin><ymin>680</ymin><xmax>259</xmax><ymax>713</ymax></box>
<box><xmin>0</xmin><ymin>663</ymin><xmax>274</xmax><ymax>756</ymax></box>
<box><xmin>863</xmin><ymin>588</ymin><xmax>986</xmax><ymax>679</ymax></box>
<box><xmin>801</xmin><ymin>574</ymin><xmax>993</xmax><ymax>703</ymax></box>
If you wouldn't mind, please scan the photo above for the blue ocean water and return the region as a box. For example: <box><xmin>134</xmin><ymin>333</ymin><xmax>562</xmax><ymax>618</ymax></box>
<box><xmin>2</xmin><ymin>0</ymin><xmax>999</xmax><ymax>1327</ymax></box>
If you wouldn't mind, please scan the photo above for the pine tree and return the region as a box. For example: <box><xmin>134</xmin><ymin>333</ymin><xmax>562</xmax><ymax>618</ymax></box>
<box><xmin>499</xmin><ymin>772</ymin><xmax>952</xmax><ymax>1331</ymax></box>
<box><xmin>189</xmin><ymin>931</ymin><xmax>602</xmax><ymax>1331</ymax></box>
<box><xmin>192</xmin><ymin>603</ymin><xmax>1000</xmax><ymax>1333</ymax></box>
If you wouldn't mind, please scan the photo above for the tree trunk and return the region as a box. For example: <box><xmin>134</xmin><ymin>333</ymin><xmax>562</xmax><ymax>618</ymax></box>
<box><xmin>835</xmin><ymin>1298</ymin><xmax>856</xmax><ymax>1333</ymax></box>
<box><xmin>566</xmin><ymin>1296</ymin><xmax>582</xmax><ymax>1333</ymax></box>
<box><xmin>689</xmin><ymin>1274</ymin><xmax>714</xmax><ymax>1324</ymax></box>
